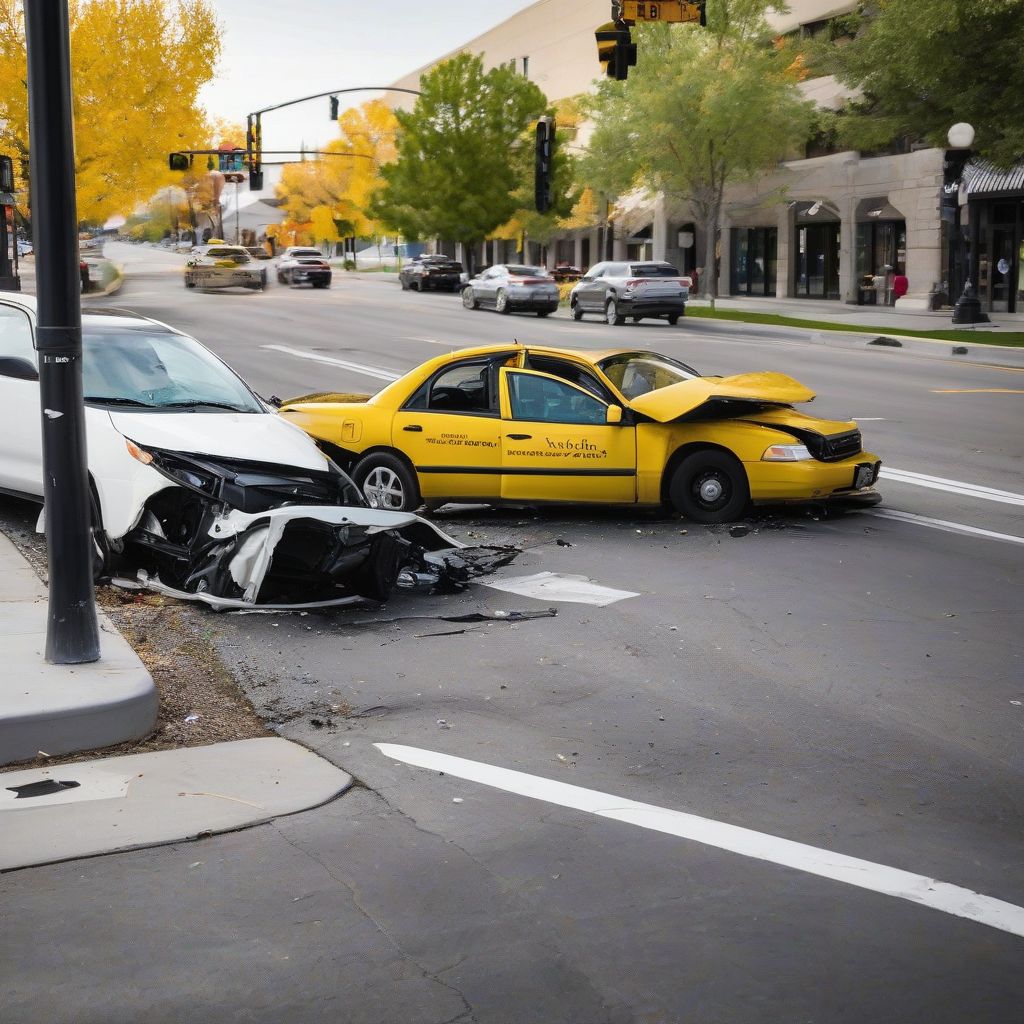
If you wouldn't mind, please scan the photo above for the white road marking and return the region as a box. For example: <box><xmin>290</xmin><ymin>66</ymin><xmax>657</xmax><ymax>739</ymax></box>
<box><xmin>261</xmin><ymin>344</ymin><xmax>400</xmax><ymax>382</ymax></box>
<box><xmin>866</xmin><ymin>508</ymin><xmax>1024</xmax><ymax>546</ymax></box>
<box><xmin>406</xmin><ymin>337</ymin><xmax>457</xmax><ymax>347</ymax></box>
<box><xmin>880</xmin><ymin>468</ymin><xmax>1024</xmax><ymax>506</ymax></box>
<box><xmin>376</xmin><ymin>743</ymin><xmax>1024</xmax><ymax>941</ymax></box>
<box><xmin>853</xmin><ymin>417</ymin><xmax>886</xmax><ymax>421</ymax></box>
<box><xmin>481</xmin><ymin>571</ymin><xmax>639</xmax><ymax>606</ymax></box>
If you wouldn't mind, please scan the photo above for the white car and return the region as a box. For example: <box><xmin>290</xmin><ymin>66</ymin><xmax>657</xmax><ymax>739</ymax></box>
<box><xmin>0</xmin><ymin>295</ymin><xmax>480</xmax><ymax>609</ymax></box>
<box><xmin>276</xmin><ymin>247</ymin><xmax>332</xmax><ymax>288</ymax></box>
<box><xmin>185</xmin><ymin>244</ymin><xmax>267</xmax><ymax>291</ymax></box>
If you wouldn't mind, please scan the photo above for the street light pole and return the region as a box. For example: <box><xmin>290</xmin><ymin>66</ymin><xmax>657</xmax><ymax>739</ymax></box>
<box><xmin>25</xmin><ymin>0</ymin><xmax>100</xmax><ymax>664</ymax></box>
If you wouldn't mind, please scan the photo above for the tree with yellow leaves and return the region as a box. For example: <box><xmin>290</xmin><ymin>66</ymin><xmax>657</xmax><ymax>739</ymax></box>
<box><xmin>276</xmin><ymin>99</ymin><xmax>398</xmax><ymax>246</ymax></box>
<box><xmin>0</xmin><ymin>0</ymin><xmax>221</xmax><ymax>227</ymax></box>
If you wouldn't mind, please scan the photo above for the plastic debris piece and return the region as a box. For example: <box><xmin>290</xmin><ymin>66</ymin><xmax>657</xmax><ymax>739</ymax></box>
<box><xmin>437</xmin><ymin>719</ymin><xmax>451</xmax><ymax>730</ymax></box>
<box><xmin>184</xmin><ymin>714</ymin><xmax>200</xmax><ymax>724</ymax></box>
<box><xmin>452</xmin><ymin>797</ymin><xmax>464</xmax><ymax>803</ymax></box>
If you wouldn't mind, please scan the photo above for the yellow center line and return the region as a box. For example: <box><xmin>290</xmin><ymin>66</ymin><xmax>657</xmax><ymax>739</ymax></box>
<box><xmin>930</xmin><ymin>388</ymin><xmax>1024</xmax><ymax>394</ymax></box>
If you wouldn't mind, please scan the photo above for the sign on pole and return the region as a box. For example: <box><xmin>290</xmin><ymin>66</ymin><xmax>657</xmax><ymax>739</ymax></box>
<box><xmin>620</xmin><ymin>1</ymin><xmax>703</xmax><ymax>23</ymax></box>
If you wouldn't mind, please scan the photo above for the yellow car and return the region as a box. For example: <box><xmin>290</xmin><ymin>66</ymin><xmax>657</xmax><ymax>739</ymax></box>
<box><xmin>279</xmin><ymin>345</ymin><xmax>881</xmax><ymax>523</ymax></box>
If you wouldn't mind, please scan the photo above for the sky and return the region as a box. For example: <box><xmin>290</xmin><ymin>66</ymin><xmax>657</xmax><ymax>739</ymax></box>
<box><xmin>200</xmin><ymin>0</ymin><xmax>537</xmax><ymax>154</ymax></box>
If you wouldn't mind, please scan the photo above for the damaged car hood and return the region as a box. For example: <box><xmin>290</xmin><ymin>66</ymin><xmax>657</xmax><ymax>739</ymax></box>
<box><xmin>626</xmin><ymin>373</ymin><xmax>816</xmax><ymax>423</ymax></box>
<box><xmin>108</xmin><ymin>410</ymin><xmax>325</xmax><ymax>472</ymax></box>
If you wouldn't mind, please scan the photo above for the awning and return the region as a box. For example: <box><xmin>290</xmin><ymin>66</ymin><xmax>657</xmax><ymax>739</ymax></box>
<box><xmin>965</xmin><ymin>159</ymin><xmax>1024</xmax><ymax>197</ymax></box>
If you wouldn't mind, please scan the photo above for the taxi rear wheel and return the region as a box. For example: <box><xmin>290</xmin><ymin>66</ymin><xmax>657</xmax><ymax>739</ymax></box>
<box><xmin>605</xmin><ymin>299</ymin><xmax>624</xmax><ymax>326</ymax></box>
<box><xmin>353</xmin><ymin>452</ymin><xmax>420</xmax><ymax>513</ymax></box>
<box><xmin>669</xmin><ymin>450</ymin><xmax>749</xmax><ymax>523</ymax></box>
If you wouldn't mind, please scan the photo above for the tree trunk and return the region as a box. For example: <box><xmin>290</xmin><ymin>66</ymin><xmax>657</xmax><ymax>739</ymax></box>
<box><xmin>702</xmin><ymin>208</ymin><xmax>717</xmax><ymax>310</ymax></box>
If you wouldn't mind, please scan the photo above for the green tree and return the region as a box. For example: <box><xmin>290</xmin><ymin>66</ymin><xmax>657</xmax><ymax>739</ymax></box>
<box><xmin>579</xmin><ymin>3</ymin><xmax>814</xmax><ymax>302</ymax></box>
<box><xmin>370</xmin><ymin>52</ymin><xmax>549</xmax><ymax>273</ymax></box>
<box><xmin>811</xmin><ymin>0</ymin><xmax>1024</xmax><ymax>168</ymax></box>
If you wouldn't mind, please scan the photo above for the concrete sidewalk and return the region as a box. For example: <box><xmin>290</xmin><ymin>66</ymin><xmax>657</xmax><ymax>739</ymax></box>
<box><xmin>689</xmin><ymin>293</ymin><xmax>1024</xmax><ymax>333</ymax></box>
<box><xmin>0</xmin><ymin>531</ymin><xmax>157</xmax><ymax>766</ymax></box>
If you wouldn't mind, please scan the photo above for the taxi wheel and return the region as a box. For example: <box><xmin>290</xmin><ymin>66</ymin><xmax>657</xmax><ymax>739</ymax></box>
<box><xmin>605</xmin><ymin>299</ymin><xmax>625</xmax><ymax>326</ymax></box>
<box><xmin>462</xmin><ymin>287</ymin><xmax>479</xmax><ymax>310</ymax></box>
<box><xmin>354</xmin><ymin>452</ymin><xmax>420</xmax><ymax>513</ymax></box>
<box><xmin>496</xmin><ymin>289</ymin><xmax>510</xmax><ymax>314</ymax></box>
<box><xmin>571</xmin><ymin>300</ymin><xmax>584</xmax><ymax>321</ymax></box>
<box><xmin>669</xmin><ymin>450</ymin><xmax>749</xmax><ymax>523</ymax></box>
<box><xmin>667</xmin><ymin>313</ymin><xmax>680</xmax><ymax>325</ymax></box>
<box><xmin>351</xmin><ymin>533</ymin><xmax>404</xmax><ymax>602</ymax></box>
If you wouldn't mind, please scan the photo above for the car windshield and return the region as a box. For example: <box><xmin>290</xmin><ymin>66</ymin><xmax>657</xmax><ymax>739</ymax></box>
<box><xmin>506</xmin><ymin>266</ymin><xmax>550</xmax><ymax>277</ymax></box>
<box><xmin>598</xmin><ymin>352</ymin><xmax>700</xmax><ymax>399</ymax></box>
<box><xmin>629</xmin><ymin>264</ymin><xmax>679</xmax><ymax>277</ymax></box>
<box><xmin>206</xmin><ymin>247</ymin><xmax>249</xmax><ymax>262</ymax></box>
<box><xmin>82</xmin><ymin>327</ymin><xmax>264</xmax><ymax>413</ymax></box>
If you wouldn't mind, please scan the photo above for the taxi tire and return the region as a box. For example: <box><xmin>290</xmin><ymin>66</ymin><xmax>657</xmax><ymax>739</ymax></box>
<box><xmin>353</xmin><ymin>452</ymin><xmax>421</xmax><ymax>513</ymax></box>
<box><xmin>496</xmin><ymin>289</ymin><xmax>510</xmax><ymax>314</ymax></box>
<box><xmin>605</xmin><ymin>299</ymin><xmax>625</xmax><ymax>326</ymax></box>
<box><xmin>571</xmin><ymin>300</ymin><xmax>584</xmax><ymax>321</ymax></box>
<box><xmin>351</xmin><ymin>533</ymin><xmax>404</xmax><ymax>602</ymax></box>
<box><xmin>669</xmin><ymin>450</ymin><xmax>749</xmax><ymax>523</ymax></box>
<box><xmin>667</xmin><ymin>313</ymin><xmax>680</xmax><ymax>325</ymax></box>
<box><xmin>462</xmin><ymin>287</ymin><xmax>479</xmax><ymax>310</ymax></box>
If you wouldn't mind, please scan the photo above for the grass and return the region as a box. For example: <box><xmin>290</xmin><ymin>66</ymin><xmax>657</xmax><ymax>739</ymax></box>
<box><xmin>683</xmin><ymin>306</ymin><xmax>1024</xmax><ymax>347</ymax></box>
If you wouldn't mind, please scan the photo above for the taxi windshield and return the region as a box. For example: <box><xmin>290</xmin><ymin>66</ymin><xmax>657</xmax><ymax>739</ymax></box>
<box><xmin>598</xmin><ymin>352</ymin><xmax>700</xmax><ymax>399</ymax></box>
<box><xmin>206</xmin><ymin>247</ymin><xmax>250</xmax><ymax>262</ymax></box>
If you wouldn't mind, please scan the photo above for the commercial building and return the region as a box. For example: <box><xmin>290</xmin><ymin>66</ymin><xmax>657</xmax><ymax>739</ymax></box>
<box><xmin>389</xmin><ymin>0</ymin><xmax>1021</xmax><ymax>312</ymax></box>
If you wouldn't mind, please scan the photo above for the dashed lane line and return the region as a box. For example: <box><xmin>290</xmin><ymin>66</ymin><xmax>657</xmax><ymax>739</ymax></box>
<box><xmin>377</xmin><ymin>743</ymin><xmax>1024</xmax><ymax>941</ymax></box>
<box><xmin>865</xmin><ymin>508</ymin><xmax>1024</xmax><ymax>546</ymax></box>
<box><xmin>880</xmin><ymin>468</ymin><xmax>1024</xmax><ymax>506</ymax></box>
<box><xmin>261</xmin><ymin>344</ymin><xmax>401</xmax><ymax>382</ymax></box>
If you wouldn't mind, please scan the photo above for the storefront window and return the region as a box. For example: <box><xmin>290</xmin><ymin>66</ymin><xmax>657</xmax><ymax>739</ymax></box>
<box><xmin>730</xmin><ymin>227</ymin><xmax>777</xmax><ymax>296</ymax></box>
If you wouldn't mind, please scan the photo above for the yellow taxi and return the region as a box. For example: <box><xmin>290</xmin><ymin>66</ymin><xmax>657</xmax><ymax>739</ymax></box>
<box><xmin>279</xmin><ymin>345</ymin><xmax>881</xmax><ymax>522</ymax></box>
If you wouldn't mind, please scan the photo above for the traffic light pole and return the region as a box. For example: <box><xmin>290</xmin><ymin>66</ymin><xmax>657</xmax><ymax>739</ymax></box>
<box><xmin>25</xmin><ymin>0</ymin><xmax>100</xmax><ymax>664</ymax></box>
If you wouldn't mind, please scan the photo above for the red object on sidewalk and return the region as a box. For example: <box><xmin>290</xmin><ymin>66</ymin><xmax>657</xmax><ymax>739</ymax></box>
<box><xmin>893</xmin><ymin>274</ymin><xmax>908</xmax><ymax>299</ymax></box>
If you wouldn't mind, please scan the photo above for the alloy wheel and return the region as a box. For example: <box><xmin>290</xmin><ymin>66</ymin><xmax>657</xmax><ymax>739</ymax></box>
<box><xmin>362</xmin><ymin>466</ymin><xmax>406</xmax><ymax>510</ymax></box>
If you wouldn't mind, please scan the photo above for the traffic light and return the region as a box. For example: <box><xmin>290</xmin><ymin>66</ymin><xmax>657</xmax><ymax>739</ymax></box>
<box><xmin>595</xmin><ymin>21</ymin><xmax>637</xmax><ymax>81</ymax></box>
<box><xmin>0</xmin><ymin>155</ymin><xmax>14</xmax><ymax>192</ymax></box>
<box><xmin>534</xmin><ymin>116</ymin><xmax>554</xmax><ymax>214</ymax></box>
<box><xmin>168</xmin><ymin>152</ymin><xmax>191</xmax><ymax>172</ymax></box>
<box><xmin>329</xmin><ymin>95</ymin><xmax>339</xmax><ymax>120</ymax></box>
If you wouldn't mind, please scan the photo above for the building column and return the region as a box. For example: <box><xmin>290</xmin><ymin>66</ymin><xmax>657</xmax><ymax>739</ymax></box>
<box><xmin>777</xmin><ymin>203</ymin><xmax>793</xmax><ymax>298</ymax></box>
<box><xmin>839</xmin><ymin>195</ymin><xmax>858</xmax><ymax>304</ymax></box>
<box><xmin>718</xmin><ymin>212</ymin><xmax>732</xmax><ymax>296</ymax></box>
<box><xmin>652</xmin><ymin>196</ymin><xmax>668</xmax><ymax>262</ymax></box>
<box><xmin>894</xmin><ymin>186</ymin><xmax>942</xmax><ymax>310</ymax></box>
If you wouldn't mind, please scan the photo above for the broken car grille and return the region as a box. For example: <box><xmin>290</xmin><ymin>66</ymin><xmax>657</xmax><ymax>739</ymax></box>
<box><xmin>818</xmin><ymin>430</ymin><xmax>863</xmax><ymax>462</ymax></box>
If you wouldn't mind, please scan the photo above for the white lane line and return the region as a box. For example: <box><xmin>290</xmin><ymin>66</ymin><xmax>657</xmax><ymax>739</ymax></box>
<box><xmin>377</xmin><ymin>743</ymin><xmax>1024</xmax><ymax>941</ymax></box>
<box><xmin>406</xmin><ymin>337</ymin><xmax>458</xmax><ymax>347</ymax></box>
<box><xmin>262</xmin><ymin>344</ymin><xmax>400</xmax><ymax>382</ymax></box>
<box><xmin>866</xmin><ymin>508</ymin><xmax>1024</xmax><ymax>546</ymax></box>
<box><xmin>880</xmin><ymin>468</ymin><xmax>1024</xmax><ymax>506</ymax></box>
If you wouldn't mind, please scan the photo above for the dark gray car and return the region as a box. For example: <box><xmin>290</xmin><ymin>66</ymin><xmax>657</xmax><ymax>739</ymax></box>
<box><xmin>569</xmin><ymin>261</ymin><xmax>689</xmax><ymax>325</ymax></box>
<box><xmin>461</xmin><ymin>264</ymin><xmax>560</xmax><ymax>316</ymax></box>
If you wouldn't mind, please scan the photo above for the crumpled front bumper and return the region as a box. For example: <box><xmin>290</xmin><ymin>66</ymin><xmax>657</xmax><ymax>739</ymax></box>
<box><xmin>115</xmin><ymin>501</ymin><xmax>517</xmax><ymax>610</ymax></box>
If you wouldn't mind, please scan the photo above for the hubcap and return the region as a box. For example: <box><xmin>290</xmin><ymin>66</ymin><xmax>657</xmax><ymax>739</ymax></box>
<box><xmin>497</xmin><ymin>291</ymin><xmax>506</xmax><ymax>311</ymax></box>
<box><xmin>363</xmin><ymin>467</ymin><xmax>405</xmax><ymax>510</ymax></box>
<box><xmin>463</xmin><ymin>288</ymin><xmax>474</xmax><ymax>308</ymax></box>
<box><xmin>607</xmin><ymin>303</ymin><xmax>616</xmax><ymax>324</ymax></box>
<box><xmin>696</xmin><ymin>468</ymin><xmax>729</xmax><ymax>505</ymax></box>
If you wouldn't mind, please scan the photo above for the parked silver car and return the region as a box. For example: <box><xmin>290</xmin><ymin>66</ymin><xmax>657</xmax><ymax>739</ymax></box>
<box><xmin>461</xmin><ymin>264</ymin><xmax>560</xmax><ymax>316</ymax></box>
<box><xmin>570</xmin><ymin>261</ymin><xmax>690</xmax><ymax>325</ymax></box>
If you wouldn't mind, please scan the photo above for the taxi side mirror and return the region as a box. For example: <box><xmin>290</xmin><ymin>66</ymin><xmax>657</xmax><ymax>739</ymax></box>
<box><xmin>606</xmin><ymin>404</ymin><xmax>623</xmax><ymax>425</ymax></box>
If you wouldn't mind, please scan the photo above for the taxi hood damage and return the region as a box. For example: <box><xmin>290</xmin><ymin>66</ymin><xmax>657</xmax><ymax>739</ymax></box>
<box><xmin>111</xmin><ymin>447</ymin><xmax>516</xmax><ymax>610</ymax></box>
<box><xmin>627</xmin><ymin>372</ymin><xmax>816</xmax><ymax>423</ymax></box>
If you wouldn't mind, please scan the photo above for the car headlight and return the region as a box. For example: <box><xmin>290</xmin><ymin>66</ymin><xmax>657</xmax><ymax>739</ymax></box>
<box><xmin>762</xmin><ymin>443</ymin><xmax>813</xmax><ymax>462</ymax></box>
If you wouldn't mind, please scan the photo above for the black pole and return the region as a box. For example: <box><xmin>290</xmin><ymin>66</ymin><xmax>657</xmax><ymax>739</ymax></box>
<box><xmin>25</xmin><ymin>0</ymin><xmax>100</xmax><ymax>664</ymax></box>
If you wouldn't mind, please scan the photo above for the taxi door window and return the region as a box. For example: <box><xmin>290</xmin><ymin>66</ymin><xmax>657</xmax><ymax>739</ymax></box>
<box><xmin>506</xmin><ymin>371</ymin><xmax>607</xmax><ymax>425</ymax></box>
<box><xmin>405</xmin><ymin>361</ymin><xmax>495</xmax><ymax>415</ymax></box>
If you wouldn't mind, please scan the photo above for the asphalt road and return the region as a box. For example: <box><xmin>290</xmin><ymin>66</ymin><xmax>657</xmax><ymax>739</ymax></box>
<box><xmin>3</xmin><ymin>242</ymin><xmax>1023</xmax><ymax>1024</ymax></box>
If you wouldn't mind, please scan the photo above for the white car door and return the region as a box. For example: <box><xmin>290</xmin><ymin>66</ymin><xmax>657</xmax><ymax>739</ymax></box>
<box><xmin>0</xmin><ymin>302</ymin><xmax>43</xmax><ymax>497</ymax></box>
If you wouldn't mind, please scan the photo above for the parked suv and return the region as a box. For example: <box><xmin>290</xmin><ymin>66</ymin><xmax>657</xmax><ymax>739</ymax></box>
<box><xmin>569</xmin><ymin>261</ymin><xmax>690</xmax><ymax>325</ymax></box>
